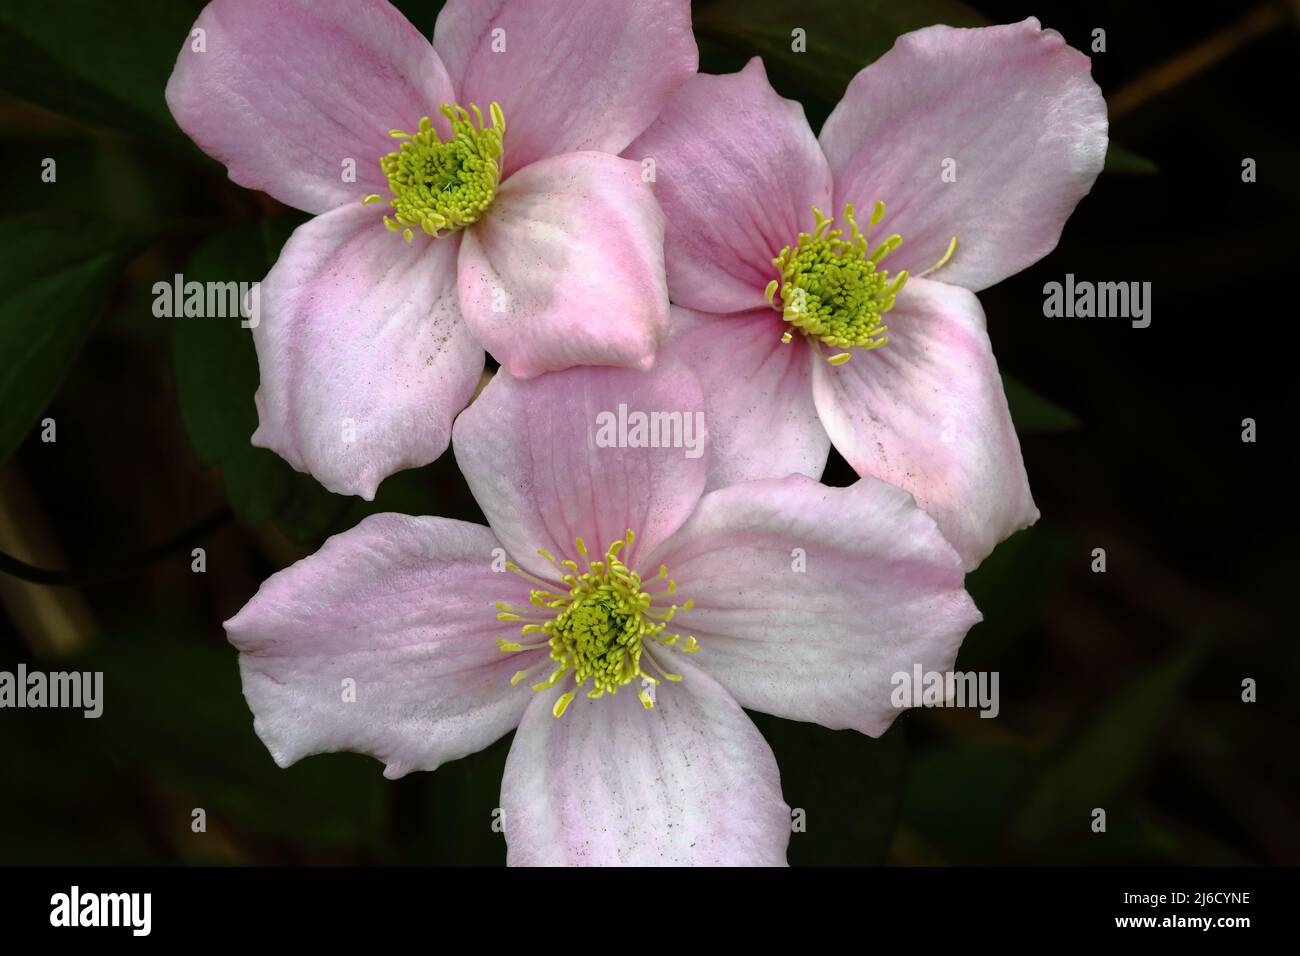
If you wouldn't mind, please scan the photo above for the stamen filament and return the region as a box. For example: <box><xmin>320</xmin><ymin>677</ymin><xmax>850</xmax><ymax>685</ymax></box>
<box><xmin>917</xmin><ymin>235</ymin><xmax>959</xmax><ymax>278</ymax></box>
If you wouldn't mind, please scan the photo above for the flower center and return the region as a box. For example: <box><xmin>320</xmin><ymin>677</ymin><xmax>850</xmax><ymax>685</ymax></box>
<box><xmin>495</xmin><ymin>530</ymin><xmax>698</xmax><ymax>718</ymax></box>
<box><xmin>363</xmin><ymin>102</ymin><xmax>505</xmax><ymax>243</ymax></box>
<box><xmin>765</xmin><ymin>201</ymin><xmax>910</xmax><ymax>366</ymax></box>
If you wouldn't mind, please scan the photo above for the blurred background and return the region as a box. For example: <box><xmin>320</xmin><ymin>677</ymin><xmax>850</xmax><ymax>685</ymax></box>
<box><xmin>0</xmin><ymin>0</ymin><xmax>1295</xmax><ymax>865</ymax></box>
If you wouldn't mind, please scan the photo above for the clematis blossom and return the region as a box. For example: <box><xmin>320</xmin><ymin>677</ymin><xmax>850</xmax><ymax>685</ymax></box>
<box><xmin>166</xmin><ymin>0</ymin><xmax>697</xmax><ymax>498</ymax></box>
<box><xmin>625</xmin><ymin>19</ymin><xmax>1109</xmax><ymax>568</ymax></box>
<box><xmin>225</xmin><ymin>357</ymin><xmax>981</xmax><ymax>865</ymax></box>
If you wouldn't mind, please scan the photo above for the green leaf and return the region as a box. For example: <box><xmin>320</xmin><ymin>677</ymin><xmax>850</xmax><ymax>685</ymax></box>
<box><xmin>400</xmin><ymin>734</ymin><xmax>511</xmax><ymax>865</ymax></box>
<box><xmin>1002</xmin><ymin>373</ymin><xmax>1080</xmax><ymax>434</ymax></box>
<box><xmin>83</xmin><ymin>634</ymin><xmax>390</xmax><ymax>850</ymax></box>
<box><xmin>1104</xmin><ymin>143</ymin><xmax>1159</xmax><ymax>175</ymax></box>
<box><xmin>750</xmin><ymin>711</ymin><xmax>905</xmax><ymax>864</ymax></box>
<box><xmin>170</xmin><ymin>223</ymin><xmax>300</xmax><ymax>525</ymax></box>
<box><xmin>389</xmin><ymin>0</ymin><xmax>446</xmax><ymax>39</ymax></box>
<box><xmin>1009</xmin><ymin>642</ymin><xmax>1207</xmax><ymax>845</ymax></box>
<box><xmin>216</xmin><ymin>441</ymin><xmax>296</xmax><ymax>528</ymax></box>
<box><xmin>268</xmin><ymin>473</ymin><xmax>352</xmax><ymax>545</ymax></box>
<box><xmin>337</xmin><ymin>466</ymin><xmax>450</xmax><ymax>528</ymax></box>
<box><xmin>0</xmin><ymin>692</ymin><xmax>170</xmax><ymax>864</ymax></box>
<box><xmin>695</xmin><ymin>0</ymin><xmax>985</xmax><ymax>106</ymax></box>
<box><xmin>0</xmin><ymin>0</ymin><xmax>205</xmax><ymax>148</ymax></box>
<box><xmin>0</xmin><ymin>213</ymin><xmax>155</xmax><ymax>459</ymax></box>
<box><xmin>2</xmin><ymin>136</ymin><xmax>191</xmax><ymax>224</ymax></box>
<box><xmin>0</xmin><ymin>138</ymin><xmax>101</xmax><ymax>218</ymax></box>
<box><xmin>272</xmin><ymin>461</ymin><xmax>453</xmax><ymax>547</ymax></box>
<box><xmin>960</xmin><ymin>523</ymin><xmax>1071</xmax><ymax>671</ymax></box>
<box><xmin>901</xmin><ymin>744</ymin><xmax>1033</xmax><ymax>862</ymax></box>
<box><xmin>170</xmin><ymin>220</ymin><xmax>460</xmax><ymax>533</ymax></box>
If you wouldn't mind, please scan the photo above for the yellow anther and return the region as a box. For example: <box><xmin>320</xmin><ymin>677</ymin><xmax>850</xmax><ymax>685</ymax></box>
<box><xmin>769</xmin><ymin>201</ymin><xmax>904</xmax><ymax>355</ymax></box>
<box><xmin>375</xmin><ymin>102</ymin><xmax>505</xmax><ymax>238</ymax></box>
<box><xmin>493</xmin><ymin>531</ymin><xmax>700</xmax><ymax>717</ymax></box>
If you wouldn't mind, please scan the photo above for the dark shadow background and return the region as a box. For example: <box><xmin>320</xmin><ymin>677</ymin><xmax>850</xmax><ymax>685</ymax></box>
<box><xmin>0</xmin><ymin>0</ymin><xmax>1295</xmax><ymax>865</ymax></box>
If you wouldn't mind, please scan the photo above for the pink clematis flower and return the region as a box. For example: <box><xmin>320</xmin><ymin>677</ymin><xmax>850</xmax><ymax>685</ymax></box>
<box><xmin>166</xmin><ymin>0</ymin><xmax>697</xmax><ymax>498</ymax></box>
<box><xmin>225</xmin><ymin>357</ymin><xmax>981</xmax><ymax>865</ymax></box>
<box><xmin>624</xmin><ymin>19</ymin><xmax>1109</xmax><ymax>568</ymax></box>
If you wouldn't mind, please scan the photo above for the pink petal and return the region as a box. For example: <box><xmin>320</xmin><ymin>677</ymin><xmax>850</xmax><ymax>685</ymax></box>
<box><xmin>501</xmin><ymin>655</ymin><xmax>789</xmax><ymax>865</ymax></box>
<box><xmin>809</xmin><ymin>276</ymin><xmax>1038</xmax><ymax>569</ymax></box>
<box><xmin>451</xmin><ymin>358</ymin><xmax>707</xmax><ymax>581</ymax></box>
<box><xmin>252</xmin><ymin>203</ymin><xmax>483</xmax><ymax>499</ymax></box>
<box><xmin>457</xmin><ymin>151</ymin><xmax>669</xmax><ymax>378</ymax></box>
<box><xmin>819</xmin><ymin>18</ymin><xmax>1108</xmax><ymax>292</ymax></box>
<box><xmin>625</xmin><ymin>58</ymin><xmax>833</xmax><ymax>314</ymax></box>
<box><xmin>225</xmin><ymin>515</ymin><xmax>540</xmax><ymax>779</ymax></box>
<box><xmin>433</xmin><ymin>0</ymin><xmax>697</xmax><ymax>178</ymax></box>
<box><xmin>646</xmin><ymin>475</ymin><xmax>981</xmax><ymax>736</ymax></box>
<box><xmin>663</xmin><ymin>307</ymin><xmax>829</xmax><ymax>492</ymax></box>
<box><xmin>166</xmin><ymin>0</ymin><xmax>457</xmax><ymax>215</ymax></box>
